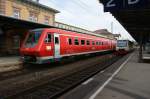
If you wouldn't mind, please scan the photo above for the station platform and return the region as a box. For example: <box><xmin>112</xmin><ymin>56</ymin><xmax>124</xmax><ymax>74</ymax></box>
<box><xmin>59</xmin><ymin>52</ymin><xmax>150</xmax><ymax>99</ymax></box>
<box><xmin>0</xmin><ymin>56</ymin><xmax>22</xmax><ymax>72</ymax></box>
<box><xmin>143</xmin><ymin>51</ymin><xmax>150</xmax><ymax>60</ymax></box>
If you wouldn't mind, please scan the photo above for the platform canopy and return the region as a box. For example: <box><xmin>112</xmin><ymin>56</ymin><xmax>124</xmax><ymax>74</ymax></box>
<box><xmin>99</xmin><ymin>0</ymin><xmax>150</xmax><ymax>44</ymax></box>
<box><xmin>0</xmin><ymin>15</ymin><xmax>54</xmax><ymax>31</ymax></box>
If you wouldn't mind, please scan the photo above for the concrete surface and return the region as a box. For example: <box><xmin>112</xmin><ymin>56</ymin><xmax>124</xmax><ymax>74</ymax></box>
<box><xmin>94</xmin><ymin>53</ymin><xmax>150</xmax><ymax>99</ymax></box>
<box><xmin>0</xmin><ymin>56</ymin><xmax>22</xmax><ymax>72</ymax></box>
<box><xmin>59</xmin><ymin>52</ymin><xmax>150</xmax><ymax>99</ymax></box>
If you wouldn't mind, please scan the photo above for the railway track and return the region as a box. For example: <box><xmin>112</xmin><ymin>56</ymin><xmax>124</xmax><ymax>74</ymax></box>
<box><xmin>0</xmin><ymin>53</ymin><xmax>107</xmax><ymax>81</ymax></box>
<box><xmin>0</xmin><ymin>52</ymin><xmax>113</xmax><ymax>81</ymax></box>
<box><xmin>0</xmin><ymin>63</ymin><xmax>58</xmax><ymax>81</ymax></box>
<box><xmin>0</xmin><ymin>53</ymin><xmax>115</xmax><ymax>98</ymax></box>
<box><xmin>3</xmin><ymin>52</ymin><xmax>127</xmax><ymax>99</ymax></box>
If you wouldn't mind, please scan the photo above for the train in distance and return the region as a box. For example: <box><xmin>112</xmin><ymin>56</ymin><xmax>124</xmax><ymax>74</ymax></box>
<box><xmin>20</xmin><ymin>28</ymin><xmax>117</xmax><ymax>64</ymax></box>
<box><xmin>116</xmin><ymin>40</ymin><xmax>134</xmax><ymax>55</ymax></box>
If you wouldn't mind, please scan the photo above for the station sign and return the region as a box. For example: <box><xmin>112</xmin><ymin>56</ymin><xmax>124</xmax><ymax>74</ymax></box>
<box><xmin>100</xmin><ymin>0</ymin><xmax>149</xmax><ymax>12</ymax></box>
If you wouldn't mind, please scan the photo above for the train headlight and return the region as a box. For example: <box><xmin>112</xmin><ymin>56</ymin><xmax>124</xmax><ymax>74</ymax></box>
<box><xmin>46</xmin><ymin>46</ymin><xmax>51</xmax><ymax>51</ymax></box>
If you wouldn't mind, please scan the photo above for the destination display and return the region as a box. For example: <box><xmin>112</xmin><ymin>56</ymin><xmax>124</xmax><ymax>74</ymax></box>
<box><xmin>100</xmin><ymin>0</ymin><xmax>148</xmax><ymax>12</ymax></box>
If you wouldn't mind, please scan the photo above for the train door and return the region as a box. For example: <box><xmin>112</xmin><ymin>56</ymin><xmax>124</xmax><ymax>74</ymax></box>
<box><xmin>54</xmin><ymin>33</ymin><xmax>60</xmax><ymax>58</ymax></box>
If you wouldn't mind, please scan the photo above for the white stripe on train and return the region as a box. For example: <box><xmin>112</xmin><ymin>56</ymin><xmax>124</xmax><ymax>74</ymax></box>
<box><xmin>37</xmin><ymin>49</ymin><xmax>112</xmax><ymax>60</ymax></box>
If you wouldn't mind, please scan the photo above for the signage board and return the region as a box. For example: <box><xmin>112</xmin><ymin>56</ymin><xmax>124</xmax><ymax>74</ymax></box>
<box><xmin>100</xmin><ymin>0</ymin><xmax>149</xmax><ymax>12</ymax></box>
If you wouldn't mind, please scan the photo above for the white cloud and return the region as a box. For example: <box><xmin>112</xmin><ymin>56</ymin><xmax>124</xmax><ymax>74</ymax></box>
<box><xmin>40</xmin><ymin>0</ymin><xmax>134</xmax><ymax>41</ymax></box>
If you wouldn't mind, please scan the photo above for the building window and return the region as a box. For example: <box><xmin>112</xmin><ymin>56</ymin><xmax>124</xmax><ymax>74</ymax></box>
<box><xmin>44</xmin><ymin>16</ymin><xmax>49</xmax><ymax>24</ymax></box>
<box><xmin>81</xmin><ymin>40</ymin><xmax>85</xmax><ymax>45</ymax></box>
<box><xmin>13</xmin><ymin>7</ymin><xmax>20</xmax><ymax>19</ymax></box>
<box><xmin>29</xmin><ymin>11</ymin><xmax>38</xmax><ymax>22</ymax></box>
<box><xmin>55</xmin><ymin>23</ymin><xmax>59</xmax><ymax>27</ymax></box>
<box><xmin>0</xmin><ymin>0</ymin><xmax>5</xmax><ymax>15</ymax></box>
<box><xmin>74</xmin><ymin>38</ymin><xmax>79</xmax><ymax>45</ymax></box>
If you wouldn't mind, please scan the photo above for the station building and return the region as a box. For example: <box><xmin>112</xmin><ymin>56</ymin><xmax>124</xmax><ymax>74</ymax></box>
<box><xmin>94</xmin><ymin>29</ymin><xmax>118</xmax><ymax>40</ymax></box>
<box><xmin>55</xmin><ymin>22</ymin><xmax>93</xmax><ymax>34</ymax></box>
<box><xmin>0</xmin><ymin>0</ymin><xmax>59</xmax><ymax>56</ymax></box>
<box><xmin>54</xmin><ymin>22</ymin><xmax>112</xmax><ymax>39</ymax></box>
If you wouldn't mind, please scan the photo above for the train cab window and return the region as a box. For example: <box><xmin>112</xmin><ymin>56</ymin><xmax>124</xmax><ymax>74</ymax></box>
<box><xmin>81</xmin><ymin>40</ymin><xmax>85</xmax><ymax>45</ymax></box>
<box><xmin>92</xmin><ymin>41</ymin><xmax>95</xmax><ymax>45</ymax></box>
<box><xmin>68</xmin><ymin>38</ymin><xmax>72</xmax><ymax>45</ymax></box>
<box><xmin>55</xmin><ymin>37</ymin><xmax>59</xmax><ymax>44</ymax></box>
<box><xmin>87</xmin><ymin>40</ymin><xmax>90</xmax><ymax>45</ymax></box>
<box><xmin>74</xmin><ymin>38</ymin><xmax>79</xmax><ymax>45</ymax></box>
<box><xmin>45</xmin><ymin>34</ymin><xmax>51</xmax><ymax>43</ymax></box>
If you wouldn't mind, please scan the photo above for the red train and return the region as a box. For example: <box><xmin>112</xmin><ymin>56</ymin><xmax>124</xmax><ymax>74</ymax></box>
<box><xmin>20</xmin><ymin>28</ymin><xmax>117</xmax><ymax>64</ymax></box>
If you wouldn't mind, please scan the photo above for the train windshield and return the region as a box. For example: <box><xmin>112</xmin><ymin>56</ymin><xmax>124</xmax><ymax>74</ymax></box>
<box><xmin>117</xmin><ymin>40</ymin><xmax>127</xmax><ymax>47</ymax></box>
<box><xmin>25</xmin><ymin>30</ymin><xmax>42</xmax><ymax>47</ymax></box>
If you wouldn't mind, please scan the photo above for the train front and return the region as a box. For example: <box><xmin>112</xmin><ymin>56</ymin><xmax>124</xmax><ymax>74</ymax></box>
<box><xmin>20</xmin><ymin>29</ymin><xmax>44</xmax><ymax>64</ymax></box>
<box><xmin>116</xmin><ymin>40</ymin><xmax>129</xmax><ymax>55</ymax></box>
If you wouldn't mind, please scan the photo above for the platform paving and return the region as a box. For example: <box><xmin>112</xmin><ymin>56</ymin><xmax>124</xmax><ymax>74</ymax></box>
<box><xmin>59</xmin><ymin>52</ymin><xmax>150</xmax><ymax>99</ymax></box>
<box><xmin>143</xmin><ymin>51</ymin><xmax>150</xmax><ymax>60</ymax></box>
<box><xmin>94</xmin><ymin>52</ymin><xmax>150</xmax><ymax>99</ymax></box>
<box><xmin>0</xmin><ymin>56</ymin><xmax>22</xmax><ymax>72</ymax></box>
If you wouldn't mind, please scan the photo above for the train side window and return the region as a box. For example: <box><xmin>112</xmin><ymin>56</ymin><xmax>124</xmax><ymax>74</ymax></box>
<box><xmin>87</xmin><ymin>40</ymin><xmax>90</xmax><ymax>45</ymax></box>
<box><xmin>99</xmin><ymin>42</ymin><xmax>101</xmax><ymax>45</ymax></box>
<box><xmin>45</xmin><ymin>34</ymin><xmax>51</xmax><ymax>43</ymax></box>
<box><xmin>81</xmin><ymin>40</ymin><xmax>85</xmax><ymax>45</ymax></box>
<box><xmin>55</xmin><ymin>37</ymin><xmax>59</xmax><ymax>44</ymax></box>
<box><xmin>96</xmin><ymin>42</ymin><xmax>99</xmax><ymax>45</ymax></box>
<box><xmin>92</xmin><ymin>41</ymin><xmax>95</xmax><ymax>45</ymax></box>
<box><xmin>74</xmin><ymin>38</ymin><xmax>79</xmax><ymax>45</ymax></box>
<box><xmin>68</xmin><ymin>38</ymin><xmax>72</xmax><ymax>45</ymax></box>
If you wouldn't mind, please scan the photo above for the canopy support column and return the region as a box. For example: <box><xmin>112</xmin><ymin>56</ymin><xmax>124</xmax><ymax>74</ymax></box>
<box><xmin>139</xmin><ymin>33</ymin><xmax>143</xmax><ymax>62</ymax></box>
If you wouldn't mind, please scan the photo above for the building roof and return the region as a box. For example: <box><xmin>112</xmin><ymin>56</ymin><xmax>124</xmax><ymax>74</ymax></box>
<box><xmin>55</xmin><ymin>21</ymin><xmax>93</xmax><ymax>34</ymax></box>
<box><xmin>94</xmin><ymin>29</ymin><xmax>117</xmax><ymax>39</ymax></box>
<box><xmin>0</xmin><ymin>15</ymin><xmax>54</xmax><ymax>30</ymax></box>
<box><xmin>19</xmin><ymin>0</ymin><xmax>60</xmax><ymax>13</ymax></box>
<box><xmin>94</xmin><ymin>29</ymin><xmax>113</xmax><ymax>35</ymax></box>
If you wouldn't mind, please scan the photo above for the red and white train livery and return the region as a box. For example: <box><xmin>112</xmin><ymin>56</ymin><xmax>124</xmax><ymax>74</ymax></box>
<box><xmin>20</xmin><ymin>28</ymin><xmax>117</xmax><ymax>64</ymax></box>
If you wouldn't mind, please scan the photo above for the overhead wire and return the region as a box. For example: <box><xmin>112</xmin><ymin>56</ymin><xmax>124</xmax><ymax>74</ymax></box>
<box><xmin>72</xmin><ymin>0</ymin><xmax>100</xmax><ymax>15</ymax></box>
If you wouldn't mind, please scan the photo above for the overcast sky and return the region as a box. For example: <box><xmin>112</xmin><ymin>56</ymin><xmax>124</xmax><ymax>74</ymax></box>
<box><xmin>39</xmin><ymin>0</ymin><xmax>134</xmax><ymax>41</ymax></box>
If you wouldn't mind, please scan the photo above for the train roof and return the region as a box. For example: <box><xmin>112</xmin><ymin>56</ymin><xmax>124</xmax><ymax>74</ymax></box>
<box><xmin>31</xmin><ymin>28</ymin><xmax>117</xmax><ymax>40</ymax></box>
